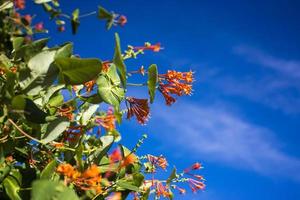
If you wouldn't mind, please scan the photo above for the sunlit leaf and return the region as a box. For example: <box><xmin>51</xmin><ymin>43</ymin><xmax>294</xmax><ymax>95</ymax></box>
<box><xmin>147</xmin><ymin>64</ymin><xmax>158</xmax><ymax>103</ymax></box>
<box><xmin>113</xmin><ymin>33</ymin><xmax>127</xmax><ymax>87</ymax></box>
<box><xmin>42</xmin><ymin>117</ymin><xmax>70</xmax><ymax>143</ymax></box>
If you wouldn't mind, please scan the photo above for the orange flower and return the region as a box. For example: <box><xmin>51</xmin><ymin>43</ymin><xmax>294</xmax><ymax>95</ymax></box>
<box><xmin>148</xmin><ymin>155</ymin><xmax>168</xmax><ymax>170</ymax></box>
<box><xmin>158</xmin><ymin>70</ymin><xmax>194</xmax><ymax>105</ymax></box>
<box><xmin>108</xmin><ymin>192</ymin><xmax>122</xmax><ymax>200</ymax></box>
<box><xmin>134</xmin><ymin>43</ymin><xmax>161</xmax><ymax>52</ymax></box>
<box><xmin>58</xmin><ymin>105</ymin><xmax>74</xmax><ymax>121</ymax></box>
<box><xmin>188</xmin><ymin>178</ymin><xmax>205</xmax><ymax>192</ymax></box>
<box><xmin>14</xmin><ymin>0</ymin><xmax>25</xmax><ymax>10</ymax></box>
<box><xmin>126</xmin><ymin>97</ymin><xmax>150</xmax><ymax>125</ymax></box>
<box><xmin>84</xmin><ymin>79</ymin><xmax>96</xmax><ymax>93</ymax></box>
<box><xmin>102</xmin><ymin>61</ymin><xmax>111</xmax><ymax>72</ymax></box>
<box><xmin>95</xmin><ymin>108</ymin><xmax>116</xmax><ymax>131</ymax></box>
<box><xmin>155</xmin><ymin>182</ymin><xmax>171</xmax><ymax>198</ymax></box>
<box><xmin>117</xmin><ymin>15</ymin><xmax>127</xmax><ymax>26</ymax></box>
<box><xmin>23</xmin><ymin>14</ymin><xmax>32</xmax><ymax>24</ymax></box>
<box><xmin>121</xmin><ymin>154</ymin><xmax>137</xmax><ymax>167</ymax></box>
<box><xmin>109</xmin><ymin>148</ymin><xmax>122</xmax><ymax>163</ymax></box>
<box><xmin>57</xmin><ymin>164</ymin><xmax>102</xmax><ymax>193</ymax></box>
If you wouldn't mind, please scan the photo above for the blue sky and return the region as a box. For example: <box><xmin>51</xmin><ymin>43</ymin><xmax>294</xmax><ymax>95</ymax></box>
<box><xmin>28</xmin><ymin>0</ymin><xmax>300</xmax><ymax>199</ymax></box>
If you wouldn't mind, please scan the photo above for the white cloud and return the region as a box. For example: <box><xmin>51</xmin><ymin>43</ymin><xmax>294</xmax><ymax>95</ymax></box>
<box><xmin>151</xmin><ymin>101</ymin><xmax>300</xmax><ymax>181</ymax></box>
<box><xmin>233</xmin><ymin>45</ymin><xmax>300</xmax><ymax>79</ymax></box>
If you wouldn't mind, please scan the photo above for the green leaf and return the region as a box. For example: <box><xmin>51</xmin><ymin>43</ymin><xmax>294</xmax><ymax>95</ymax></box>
<box><xmin>31</xmin><ymin>180</ymin><xmax>79</xmax><ymax>200</ymax></box>
<box><xmin>79</xmin><ymin>93</ymin><xmax>103</xmax><ymax>104</ymax></box>
<box><xmin>3</xmin><ymin>176</ymin><xmax>22</xmax><ymax>200</ymax></box>
<box><xmin>12</xmin><ymin>95</ymin><xmax>47</xmax><ymax>123</ymax></box>
<box><xmin>97</xmin><ymin>64</ymin><xmax>124</xmax><ymax>107</ymax></box>
<box><xmin>116</xmin><ymin>180</ymin><xmax>140</xmax><ymax>192</ymax></box>
<box><xmin>113</xmin><ymin>33</ymin><xmax>127</xmax><ymax>87</ymax></box>
<box><xmin>147</xmin><ymin>64</ymin><xmax>158</xmax><ymax>103</ymax></box>
<box><xmin>166</xmin><ymin>167</ymin><xmax>177</xmax><ymax>185</ymax></box>
<box><xmin>42</xmin><ymin>117</ymin><xmax>70</xmax><ymax>144</ymax></box>
<box><xmin>78</xmin><ymin>103</ymin><xmax>99</xmax><ymax>125</ymax></box>
<box><xmin>98</xmin><ymin>6</ymin><xmax>113</xmax><ymax>20</ymax></box>
<box><xmin>55</xmin><ymin>57</ymin><xmax>102</xmax><ymax>85</ymax></box>
<box><xmin>71</xmin><ymin>9</ymin><xmax>80</xmax><ymax>34</ymax></box>
<box><xmin>88</xmin><ymin>136</ymin><xmax>114</xmax><ymax>163</ymax></box>
<box><xmin>12</xmin><ymin>37</ymin><xmax>24</xmax><ymax>52</ymax></box>
<box><xmin>14</xmin><ymin>38</ymin><xmax>49</xmax><ymax>61</ymax></box>
<box><xmin>40</xmin><ymin>160</ymin><xmax>57</xmax><ymax>179</ymax></box>
<box><xmin>55</xmin><ymin>42</ymin><xmax>73</xmax><ymax>59</ymax></box>
<box><xmin>0</xmin><ymin>1</ymin><xmax>13</xmax><ymax>11</ymax></box>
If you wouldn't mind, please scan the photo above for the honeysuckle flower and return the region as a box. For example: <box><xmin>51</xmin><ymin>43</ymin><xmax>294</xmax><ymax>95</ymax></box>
<box><xmin>175</xmin><ymin>186</ymin><xmax>186</xmax><ymax>194</ymax></box>
<box><xmin>126</xmin><ymin>97</ymin><xmax>150</xmax><ymax>125</ymax></box>
<box><xmin>14</xmin><ymin>0</ymin><xmax>25</xmax><ymax>10</ymax></box>
<box><xmin>58</xmin><ymin>25</ymin><xmax>65</xmax><ymax>32</ymax></box>
<box><xmin>158</xmin><ymin>70</ymin><xmax>194</xmax><ymax>105</ymax></box>
<box><xmin>133</xmin><ymin>42</ymin><xmax>161</xmax><ymax>52</ymax></box>
<box><xmin>95</xmin><ymin>108</ymin><xmax>116</xmax><ymax>131</ymax></box>
<box><xmin>102</xmin><ymin>61</ymin><xmax>111</xmax><ymax>72</ymax></box>
<box><xmin>188</xmin><ymin>178</ymin><xmax>205</xmax><ymax>192</ymax></box>
<box><xmin>34</xmin><ymin>22</ymin><xmax>44</xmax><ymax>31</ymax></box>
<box><xmin>147</xmin><ymin>154</ymin><xmax>168</xmax><ymax>170</ymax></box>
<box><xmin>109</xmin><ymin>148</ymin><xmax>122</xmax><ymax>162</ymax></box>
<box><xmin>58</xmin><ymin>105</ymin><xmax>74</xmax><ymax>120</ymax></box>
<box><xmin>155</xmin><ymin>182</ymin><xmax>171</xmax><ymax>198</ymax></box>
<box><xmin>184</xmin><ymin>162</ymin><xmax>203</xmax><ymax>173</ymax></box>
<box><xmin>23</xmin><ymin>14</ymin><xmax>32</xmax><ymax>24</ymax></box>
<box><xmin>117</xmin><ymin>15</ymin><xmax>127</xmax><ymax>26</ymax></box>
<box><xmin>57</xmin><ymin>164</ymin><xmax>102</xmax><ymax>193</ymax></box>
<box><xmin>84</xmin><ymin>79</ymin><xmax>96</xmax><ymax>93</ymax></box>
<box><xmin>107</xmin><ymin>192</ymin><xmax>122</xmax><ymax>200</ymax></box>
<box><xmin>121</xmin><ymin>153</ymin><xmax>137</xmax><ymax>167</ymax></box>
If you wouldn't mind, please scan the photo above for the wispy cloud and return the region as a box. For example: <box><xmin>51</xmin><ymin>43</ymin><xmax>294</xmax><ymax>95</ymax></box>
<box><xmin>151</xmin><ymin>101</ymin><xmax>300</xmax><ymax>181</ymax></box>
<box><xmin>233</xmin><ymin>45</ymin><xmax>300</xmax><ymax>79</ymax></box>
<box><xmin>208</xmin><ymin>45</ymin><xmax>300</xmax><ymax>113</ymax></box>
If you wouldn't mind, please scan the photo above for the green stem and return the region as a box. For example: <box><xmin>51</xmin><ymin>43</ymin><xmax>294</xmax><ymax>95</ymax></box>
<box><xmin>126</xmin><ymin>83</ymin><xmax>147</xmax><ymax>87</ymax></box>
<box><xmin>8</xmin><ymin>119</ymin><xmax>43</xmax><ymax>144</ymax></box>
<box><xmin>79</xmin><ymin>11</ymin><xmax>97</xmax><ymax>18</ymax></box>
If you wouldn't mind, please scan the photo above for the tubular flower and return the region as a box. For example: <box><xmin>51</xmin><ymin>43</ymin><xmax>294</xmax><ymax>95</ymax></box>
<box><xmin>109</xmin><ymin>148</ymin><xmax>122</xmax><ymax>163</ymax></box>
<box><xmin>121</xmin><ymin>154</ymin><xmax>137</xmax><ymax>167</ymax></box>
<box><xmin>188</xmin><ymin>178</ymin><xmax>205</xmax><ymax>192</ymax></box>
<box><xmin>116</xmin><ymin>15</ymin><xmax>127</xmax><ymax>26</ymax></box>
<box><xmin>84</xmin><ymin>79</ymin><xmax>96</xmax><ymax>93</ymax></box>
<box><xmin>133</xmin><ymin>42</ymin><xmax>161</xmax><ymax>52</ymax></box>
<box><xmin>14</xmin><ymin>0</ymin><xmax>25</xmax><ymax>10</ymax></box>
<box><xmin>57</xmin><ymin>164</ymin><xmax>102</xmax><ymax>193</ymax></box>
<box><xmin>158</xmin><ymin>70</ymin><xmax>194</xmax><ymax>105</ymax></box>
<box><xmin>184</xmin><ymin>162</ymin><xmax>203</xmax><ymax>173</ymax></box>
<box><xmin>102</xmin><ymin>61</ymin><xmax>111</xmax><ymax>72</ymax></box>
<box><xmin>23</xmin><ymin>14</ymin><xmax>32</xmax><ymax>25</ymax></box>
<box><xmin>175</xmin><ymin>186</ymin><xmax>186</xmax><ymax>194</ymax></box>
<box><xmin>126</xmin><ymin>97</ymin><xmax>150</xmax><ymax>125</ymax></box>
<box><xmin>107</xmin><ymin>192</ymin><xmax>122</xmax><ymax>200</ymax></box>
<box><xmin>58</xmin><ymin>105</ymin><xmax>74</xmax><ymax>121</ymax></box>
<box><xmin>95</xmin><ymin>108</ymin><xmax>116</xmax><ymax>131</ymax></box>
<box><xmin>34</xmin><ymin>22</ymin><xmax>44</xmax><ymax>32</ymax></box>
<box><xmin>147</xmin><ymin>155</ymin><xmax>168</xmax><ymax>170</ymax></box>
<box><xmin>155</xmin><ymin>182</ymin><xmax>171</xmax><ymax>198</ymax></box>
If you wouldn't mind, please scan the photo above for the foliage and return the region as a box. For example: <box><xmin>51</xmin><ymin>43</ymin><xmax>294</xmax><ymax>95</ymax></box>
<box><xmin>0</xmin><ymin>0</ymin><xmax>205</xmax><ymax>199</ymax></box>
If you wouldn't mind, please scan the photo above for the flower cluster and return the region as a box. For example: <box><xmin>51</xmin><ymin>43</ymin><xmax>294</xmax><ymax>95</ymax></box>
<box><xmin>95</xmin><ymin>108</ymin><xmax>116</xmax><ymax>131</ymax></box>
<box><xmin>57</xmin><ymin>164</ymin><xmax>102</xmax><ymax>193</ymax></box>
<box><xmin>126</xmin><ymin>97</ymin><xmax>150</xmax><ymax>125</ymax></box>
<box><xmin>158</xmin><ymin>70</ymin><xmax>194</xmax><ymax>105</ymax></box>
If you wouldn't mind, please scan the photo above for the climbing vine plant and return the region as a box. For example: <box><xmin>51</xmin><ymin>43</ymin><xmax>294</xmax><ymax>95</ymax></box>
<box><xmin>0</xmin><ymin>0</ymin><xmax>205</xmax><ymax>199</ymax></box>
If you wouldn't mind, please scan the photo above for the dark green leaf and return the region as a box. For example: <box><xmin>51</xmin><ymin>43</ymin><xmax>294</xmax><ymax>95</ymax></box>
<box><xmin>113</xmin><ymin>33</ymin><xmax>127</xmax><ymax>87</ymax></box>
<box><xmin>71</xmin><ymin>9</ymin><xmax>80</xmax><ymax>34</ymax></box>
<box><xmin>147</xmin><ymin>64</ymin><xmax>158</xmax><ymax>103</ymax></box>
<box><xmin>42</xmin><ymin>117</ymin><xmax>70</xmax><ymax>144</ymax></box>
<box><xmin>55</xmin><ymin>57</ymin><xmax>102</xmax><ymax>85</ymax></box>
<box><xmin>98</xmin><ymin>6</ymin><xmax>113</xmax><ymax>20</ymax></box>
<box><xmin>40</xmin><ymin>160</ymin><xmax>57</xmax><ymax>179</ymax></box>
<box><xmin>79</xmin><ymin>94</ymin><xmax>103</xmax><ymax>104</ymax></box>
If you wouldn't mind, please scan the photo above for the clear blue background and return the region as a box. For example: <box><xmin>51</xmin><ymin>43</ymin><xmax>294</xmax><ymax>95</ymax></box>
<box><xmin>27</xmin><ymin>0</ymin><xmax>300</xmax><ymax>199</ymax></box>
